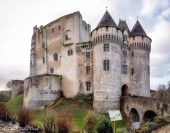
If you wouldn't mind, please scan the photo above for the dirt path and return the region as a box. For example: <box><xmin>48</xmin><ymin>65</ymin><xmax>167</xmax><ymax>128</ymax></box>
<box><xmin>154</xmin><ymin>124</ymin><xmax>170</xmax><ymax>133</ymax></box>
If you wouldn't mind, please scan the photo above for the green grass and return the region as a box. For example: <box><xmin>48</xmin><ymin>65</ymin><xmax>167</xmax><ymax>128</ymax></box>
<box><xmin>5</xmin><ymin>94</ymin><xmax>23</xmax><ymax>117</ymax></box>
<box><xmin>49</xmin><ymin>98</ymin><xmax>92</xmax><ymax>130</ymax></box>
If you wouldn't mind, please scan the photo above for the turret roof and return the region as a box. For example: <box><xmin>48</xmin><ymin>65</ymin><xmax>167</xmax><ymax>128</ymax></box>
<box><xmin>130</xmin><ymin>20</ymin><xmax>147</xmax><ymax>37</ymax></box>
<box><xmin>118</xmin><ymin>19</ymin><xmax>130</xmax><ymax>34</ymax></box>
<box><xmin>96</xmin><ymin>11</ymin><xmax>117</xmax><ymax>29</ymax></box>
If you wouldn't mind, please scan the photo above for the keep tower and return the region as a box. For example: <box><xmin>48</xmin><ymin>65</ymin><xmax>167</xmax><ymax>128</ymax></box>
<box><xmin>128</xmin><ymin>20</ymin><xmax>152</xmax><ymax>97</ymax></box>
<box><xmin>91</xmin><ymin>11</ymin><xmax>123</xmax><ymax>112</ymax></box>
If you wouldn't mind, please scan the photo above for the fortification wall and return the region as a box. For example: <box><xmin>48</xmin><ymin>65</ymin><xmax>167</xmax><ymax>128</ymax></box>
<box><xmin>11</xmin><ymin>80</ymin><xmax>24</xmax><ymax>98</ymax></box>
<box><xmin>24</xmin><ymin>74</ymin><xmax>62</xmax><ymax>110</ymax></box>
<box><xmin>0</xmin><ymin>90</ymin><xmax>12</xmax><ymax>102</ymax></box>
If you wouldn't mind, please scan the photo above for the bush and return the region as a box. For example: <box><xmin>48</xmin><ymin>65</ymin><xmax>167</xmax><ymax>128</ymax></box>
<box><xmin>83</xmin><ymin>111</ymin><xmax>96</xmax><ymax>133</ymax></box>
<box><xmin>0</xmin><ymin>103</ymin><xmax>10</xmax><ymax>122</ymax></box>
<box><xmin>75</xmin><ymin>93</ymin><xmax>93</xmax><ymax>105</ymax></box>
<box><xmin>96</xmin><ymin>116</ymin><xmax>113</xmax><ymax>133</ymax></box>
<box><xmin>18</xmin><ymin>108</ymin><xmax>32</xmax><ymax>127</ymax></box>
<box><xmin>43</xmin><ymin>111</ymin><xmax>57</xmax><ymax>133</ymax></box>
<box><xmin>57</xmin><ymin>114</ymin><xmax>72</xmax><ymax>133</ymax></box>
<box><xmin>154</xmin><ymin>116</ymin><xmax>167</xmax><ymax>124</ymax></box>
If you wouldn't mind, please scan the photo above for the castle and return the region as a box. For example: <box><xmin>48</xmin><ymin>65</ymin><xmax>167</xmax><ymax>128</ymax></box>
<box><xmin>23</xmin><ymin>10</ymin><xmax>152</xmax><ymax>113</ymax></box>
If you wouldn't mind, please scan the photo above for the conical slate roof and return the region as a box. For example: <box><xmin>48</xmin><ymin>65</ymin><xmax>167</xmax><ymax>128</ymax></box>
<box><xmin>118</xmin><ymin>20</ymin><xmax>130</xmax><ymax>34</ymax></box>
<box><xmin>130</xmin><ymin>20</ymin><xmax>147</xmax><ymax>37</ymax></box>
<box><xmin>96</xmin><ymin>11</ymin><xmax>117</xmax><ymax>29</ymax></box>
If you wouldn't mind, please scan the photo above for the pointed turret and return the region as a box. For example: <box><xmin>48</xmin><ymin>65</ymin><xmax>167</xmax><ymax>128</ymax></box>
<box><xmin>130</xmin><ymin>20</ymin><xmax>147</xmax><ymax>37</ymax></box>
<box><xmin>118</xmin><ymin>19</ymin><xmax>130</xmax><ymax>34</ymax></box>
<box><xmin>96</xmin><ymin>11</ymin><xmax>117</xmax><ymax>29</ymax></box>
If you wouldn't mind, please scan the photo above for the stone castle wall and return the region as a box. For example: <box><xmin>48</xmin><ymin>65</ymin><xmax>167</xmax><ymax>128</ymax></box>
<box><xmin>11</xmin><ymin>80</ymin><xmax>24</xmax><ymax>98</ymax></box>
<box><xmin>24</xmin><ymin>74</ymin><xmax>61</xmax><ymax>110</ymax></box>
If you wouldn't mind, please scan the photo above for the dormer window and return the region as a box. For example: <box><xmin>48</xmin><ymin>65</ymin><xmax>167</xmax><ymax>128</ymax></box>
<box><xmin>106</xmin><ymin>26</ymin><xmax>108</xmax><ymax>31</ymax></box>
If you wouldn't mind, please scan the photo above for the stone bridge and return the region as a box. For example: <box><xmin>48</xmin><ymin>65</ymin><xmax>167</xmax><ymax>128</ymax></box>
<box><xmin>121</xmin><ymin>96</ymin><xmax>170</xmax><ymax>124</ymax></box>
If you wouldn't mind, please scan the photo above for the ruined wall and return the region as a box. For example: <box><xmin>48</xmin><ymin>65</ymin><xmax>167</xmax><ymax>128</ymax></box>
<box><xmin>11</xmin><ymin>80</ymin><xmax>24</xmax><ymax>98</ymax></box>
<box><xmin>0</xmin><ymin>90</ymin><xmax>12</xmax><ymax>102</ymax></box>
<box><xmin>24</xmin><ymin>74</ymin><xmax>62</xmax><ymax>110</ymax></box>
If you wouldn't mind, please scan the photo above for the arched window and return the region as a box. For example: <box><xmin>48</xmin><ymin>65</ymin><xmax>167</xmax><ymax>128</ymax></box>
<box><xmin>53</xmin><ymin>53</ymin><xmax>58</xmax><ymax>61</ymax></box>
<box><xmin>68</xmin><ymin>49</ymin><xmax>73</xmax><ymax>56</ymax></box>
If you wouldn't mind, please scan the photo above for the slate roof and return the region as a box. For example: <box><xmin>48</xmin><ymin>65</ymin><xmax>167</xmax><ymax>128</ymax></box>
<box><xmin>118</xmin><ymin>20</ymin><xmax>130</xmax><ymax>34</ymax></box>
<box><xmin>96</xmin><ymin>11</ymin><xmax>117</xmax><ymax>29</ymax></box>
<box><xmin>130</xmin><ymin>20</ymin><xmax>147</xmax><ymax>37</ymax></box>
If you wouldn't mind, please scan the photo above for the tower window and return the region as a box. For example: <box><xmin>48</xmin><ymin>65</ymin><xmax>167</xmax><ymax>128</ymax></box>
<box><xmin>50</xmin><ymin>68</ymin><xmax>54</xmax><ymax>73</ymax></box>
<box><xmin>103</xmin><ymin>44</ymin><xmax>110</xmax><ymax>52</ymax></box>
<box><xmin>43</xmin><ymin>57</ymin><xmax>45</xmax><ymax>64</ymax></box>
<box><xmin>86</xmin><ymin>52</ymin><xmax>91</xmax><ymax>60</ymax></box>
<box><xmin>103</xmin><ymin>60</ymin><xmax>110</xmax><ymax>71</ymax></box>
<box><xmin>123</xmin><ymin>51</ymin><xmax>127</xmax><ymax>58</ymax></box>
<box><xmin>68</xmin><ymin>49</ymin><xmax>73</xmax><ymax>56</ymax></box>
<box><xmin>86</xmin><ymin>66</ymin><xmax>90</xmax><ymax>75</ymax></box>
<box><xmin>131</xmin><ymin>51</ymin><xmax>134</xmax><ymax>57</ymax></box>
<box><xmin>52</xmin><ymin>28</ymin><xmax>54</xmax><ymax>33</ymax></box>
<box><xmin>86</xmin><ymin>82</ymin><xmax>91</xmax><ymax>91</ymax></box>
<box><xmin>122</xmin><ymin>65</ymin><xmax>128</xmax><ymax>74</ymax></box>
<box><xmin>53</xmin><ymin>53</ymin><xmax>58</xmax><ymax>61</ymax></box>
<box><xmin>131</xmin><ymin>68</ymin><xmax>134</xmax><ymax>75</ymax></box>
<box><xmin>106</xmin><ymin>26</ymin><xmax>108</xmax><ymax>31</ymax></box>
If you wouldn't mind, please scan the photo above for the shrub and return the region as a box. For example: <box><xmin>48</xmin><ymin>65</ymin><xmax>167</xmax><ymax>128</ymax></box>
<box><xmin>57</xmin><ymin>114</ymin><xmax>72</xmax><ymax>133</ymax></box>
<box><xmin>96</xmin><ymin>116</ymin><xmax>113</xmax><ymax>133</ymax></box>
<box><xmin>18</xmin><ymin>108</ymin><xmax>32</xmax><ymax>127</ymax></box>
<box><xmin>83</xmin><ymin>111</ymin><xmax>96</xmax><ymax>133</ymax></box>
<box><xmin>43</xmin><ymin>111</ymin><xmax>57</xmax><ymax>133</ymax></box>
<box><xmin>75</xmin><ymin>93</ymin><xmax>93</xmax><ymax>105</ymax></box>
<box><xmin>154</xmin><ymin>116</ymin><xmax>167</xmax><ymax>124</ymax></box>
<box><xmin>0</xmin><ymin>103</ymin><xmax>10</xmax><ymax>122</ymax></box>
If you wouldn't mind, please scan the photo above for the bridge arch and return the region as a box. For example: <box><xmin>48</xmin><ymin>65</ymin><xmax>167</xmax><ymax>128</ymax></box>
<box><xmin>121</xmin><ymin>84</ymin><xmax>128</xmax><ymax>96</ymax></box>
<box><xmin>129</xmin><ymin>108</ymin><xmax>140</xmax><ymax>122</ymax></box>
<box><xmin>143</xmin><ymin>110</ymin><xmax>157</xmax><ymax>122</ymax></box>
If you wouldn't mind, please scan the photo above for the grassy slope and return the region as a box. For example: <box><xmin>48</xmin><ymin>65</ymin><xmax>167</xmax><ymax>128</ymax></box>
<box><xmin>50</xmin><ymin>98</ymin><xmax>93</xmax><ymax>129</ymax></box>
<box><xmin>5</xmin><ymin>94</ymin><xmax>23</xmax><ymax>117</ymax></box>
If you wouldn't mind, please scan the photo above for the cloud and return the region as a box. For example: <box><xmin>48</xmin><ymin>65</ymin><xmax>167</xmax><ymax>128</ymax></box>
<box><xmin>140</xmin><ymin>0</ymin><xmax>170</xmax><ymax>17</ymax></box>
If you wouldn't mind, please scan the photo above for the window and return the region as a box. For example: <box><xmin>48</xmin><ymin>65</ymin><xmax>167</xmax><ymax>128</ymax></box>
<box><xmin>86</xmin><ymin>52</ymin><xmax>91</xmax><ymax>60</ymax></box>
<box><xmin>68</xmin><ymin>49</ymin><xmax>73</xmax><ymax>56</ymax></box>
<box><xmin>131</xmin><ymin>51</ymin><xmax>134</xmax><ymax>57</ymax></box>
<box><xmin>50</xmin><ymin>68</ymin><xmax>54</xmax><ymax>73</ymax></box>
<box><xmin>52</xmin><ymin>28</ymin><xmax>54</xmax><ymax>33</ymax></box>
<box><xmin>148</xmin><ymin>66</ymin><xmax>150</xmax><ymax>75</ymax></box>
<box><xmin>131</xmin><ymin>68</ymin><xmax>134</xmax><ymax>75</ymax></box>
<box><xmin>42</xmin><ymin>42</ymin><xmax>45</xmax><ymax>48</ymax></box>
<box><xmin>106</xmin><ymin>26</ymin><xmax>108</xmax><ymax>31</ymax></box>
<box><xmin>103</xmin><ymin>44</ymin><xmax>109</xmax><ymax>52</ymax></box>
<box><xmin>86</xmin><ymin>82</ymin><xmax>91</xmax><ymax>91</ymax></box>
<box><xmin>43</xmin><ymin>57</ymin><xmax>45</xmax><ymax>64</ymax></box>
<box><xmin>122</xmin><ymin>65</ymin><xmax>127</xmax><ymax>74</ymax></box>
<box><xmin>59</xmin><ymin>26</ymin><xmax>60</xmax><ymax>30</ymax></box>
<box><xmin>103</xmin><ymin>60</ymin><xmax>110</xmax><ymax>71</ymax></box>
<box><xmin>124</xmin><ymin>35</ymin><xmax>128</xmax><ymax>41</ymax></box>
<box><xmin>123</xmin><ymin>51</ymin><xmax>127</xmax><ymax>58</ymax></box>
<box><xmin>86</xmin><ymin>66</ymin><xmax>90</xmax><ymax>75</ymax></box>
<box><xmin>53</xmin><ymin>53</ymin><xmax>58</xmax><ymax>61</ymax></box>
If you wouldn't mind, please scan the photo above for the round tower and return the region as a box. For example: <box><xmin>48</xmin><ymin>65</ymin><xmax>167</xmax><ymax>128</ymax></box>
<box><xmin>92</xmin><ymin>11</ymin><xmax>123</xmax><ymax>113</ymax></box>
<box><xmin>30</xmin><ymin>26</ymin><xmax>37</xmax><ymax>76</ymax></box>
<box><xmin>128</xmin><ymin>20</ymin><xmax>151</xmax><ymax>97</ymax></box>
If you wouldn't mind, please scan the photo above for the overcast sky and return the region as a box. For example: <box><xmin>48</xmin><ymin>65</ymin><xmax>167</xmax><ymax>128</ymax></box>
<box><xmin>0</xmin><ymin>0</ymin><xmax>170</xmax><ymax>90</ymax></box>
